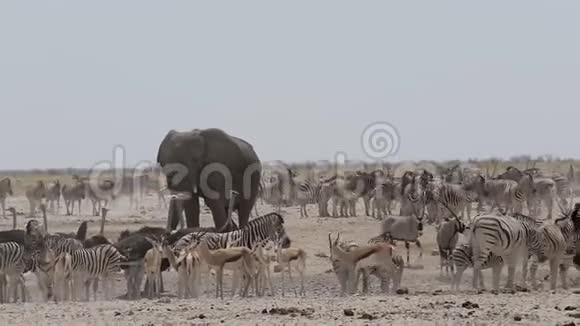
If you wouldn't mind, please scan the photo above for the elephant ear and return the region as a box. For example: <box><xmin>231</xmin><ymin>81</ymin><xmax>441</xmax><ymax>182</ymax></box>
<box><xmin>157</xmin><ymin>130</ymin><xmax>178</xmax><ymax>166</ymax></box>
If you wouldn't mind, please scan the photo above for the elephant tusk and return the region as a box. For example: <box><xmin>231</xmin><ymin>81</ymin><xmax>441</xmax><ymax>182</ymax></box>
<box><xmin>169</xmin><ymin>191</ymin><xmax>193</xmax><ymax>200</ymax></box>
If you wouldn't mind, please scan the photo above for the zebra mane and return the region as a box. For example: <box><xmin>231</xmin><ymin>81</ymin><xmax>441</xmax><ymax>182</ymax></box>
<box><xmin>248</xmin><ymin>212</ymin><xmax>284</xmax><ymax>225</ymax></box>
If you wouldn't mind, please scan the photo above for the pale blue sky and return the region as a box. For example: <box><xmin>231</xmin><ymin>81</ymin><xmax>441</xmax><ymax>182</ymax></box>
<box><xmin>1</xmin><ymin>1</ymin><xmax>579</xmax><ymax>169</ymax></box>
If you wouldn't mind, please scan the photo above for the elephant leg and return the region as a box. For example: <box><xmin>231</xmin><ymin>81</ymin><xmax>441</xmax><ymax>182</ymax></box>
<box><xmin>182</xmin><ymin>197</ymin><xmax>200</xmax><ymax>228</ymax></box>
<box><xmin>237</xmin><ymin>199</ymin><xmax>253</xmax><ymax>228</ymax></box>
<box><xmin>206</xmin><ymin>199</ymin><xmax>229</xmax><ymax>231</ymax></box>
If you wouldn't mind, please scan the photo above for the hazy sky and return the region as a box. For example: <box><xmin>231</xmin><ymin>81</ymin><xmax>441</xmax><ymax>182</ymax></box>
<box><xmin>1</xmin><ymin>1</ymin><xmax>579</xmax><ymax>170</ymax></box>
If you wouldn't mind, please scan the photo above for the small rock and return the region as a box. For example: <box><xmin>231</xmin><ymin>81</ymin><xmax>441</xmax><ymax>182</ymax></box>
<box><xmin>127</xmin><ymin>311</ymin><xmax>134</xmax><ymax>316</ymax></box>
<box><xmin>262</xmin><ymin>309</ymin><xmax>268</xmax><ymax>314</ymax></box>
<box><xmin>568</xmin><ymin>313</ymin><xmax>580</xmax><ymax>319</ymax></box>
<box><xmin>461</xmin><ymin>301</ymin><xmax>480</xmax><ymax>309</ymax></box>
<box><xmin>561</xmin><ymin>322</ymin><xmax>576</xmax><ymax>326</ymax></box>
<box><xmin>114</xmin><ymin>312</ymin><xmax>121</xmax><ymax>317</ymax></box>
<box><xmin>198</xmin><ymin>314</ymin><xmax>206</xmax><ymax>319</ymax></box>
<box><xmin>290</xmin><ymin>313</ymin><xmax>299</xmax><ymax>317</ymax></box>
<box><xmin>360</xmin><ymin>313</ymin><xmax>375</xmax><ymax>320</ymax></box>
<box><xmin>344</xmin><ymin>309</ymin><xmax>355</xmax><ymax>317</ymax></box>
<box><xmin>514</xmin><ymin>314</ymin><xmax>522</xmax><ymax>321</ymax></box>
<box><xmin>565</xmin><ymin>307</ymin><xmax>578</xmax><ymax>311</ymax></box>
<box><xmin>396</xmin><ymin>288</ymin><xmax>409</xmax><ymax>295</ymax></box>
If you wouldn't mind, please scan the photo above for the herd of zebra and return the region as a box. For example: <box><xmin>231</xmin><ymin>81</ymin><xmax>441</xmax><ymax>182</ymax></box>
<box><xmin>258</xmin><ymin>164</ymin><xmax>576</xmax><ymax>222</ymax></box>
<box><xmin>0</xmin><ymin>174</ymin><xmax>163</xmax><ymax>220</ymax></box>
<box><xmin>0</xmin><ymin>162</ymin><xmax>578</xmax><ymax>305</ymax></box>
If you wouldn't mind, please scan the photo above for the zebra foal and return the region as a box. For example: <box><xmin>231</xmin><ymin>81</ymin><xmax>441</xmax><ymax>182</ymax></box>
<box><xmin>450</xmin><ymin>243</ymin><xmax>504</xmax><ymax>291</ymax></box>
<box><xmin>57</xmin><ymin>244</ymin><xmax>126</xmax><ymax>301</ymax></box>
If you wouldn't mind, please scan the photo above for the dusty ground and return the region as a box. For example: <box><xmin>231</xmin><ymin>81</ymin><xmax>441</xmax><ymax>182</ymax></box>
<box><xmin>0</xmin><ymin>193</ymin><xmax>579</xmax><ymax>326</ymax></box>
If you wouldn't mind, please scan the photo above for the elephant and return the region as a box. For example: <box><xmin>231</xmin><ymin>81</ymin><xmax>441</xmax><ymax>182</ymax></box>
<box><xmin>157</xmin><ymin>128</ymin><xmax>262</xmax><ymax>232</ymax></box>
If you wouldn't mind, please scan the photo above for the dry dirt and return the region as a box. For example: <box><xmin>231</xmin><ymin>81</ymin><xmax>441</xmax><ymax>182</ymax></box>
<box><xmin>0</xmin><ymin>194</ymin><xmax>579</xmax><ymax>326</ymax></box>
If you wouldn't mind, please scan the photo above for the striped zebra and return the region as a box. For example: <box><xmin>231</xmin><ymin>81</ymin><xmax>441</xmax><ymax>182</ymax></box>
<box><xmin>294</xmin><ymin>180</ymin><xmax>321</xmax><ymax>218</ymax></box>
<box><xmin>0</xmin><ymin>178</ymin><xmax>13</xmax><ymax>219</ymax></box>
<box><xmin>469</xmin><ymin>213</ymin><xmax>530</xmax><ymax>291</ymax></box>
<box><xmin>173</xmin><ymin>212</ymin><xmax>290</xmax><ymax>252</ymax></box>
<box><xmin>464</xmin><ymin>176</ymin><xmax>520</xmax><ymax>215</ymax></box>
<box><xmin>426</xmin><ymin>183</ymin><xmax>477</xmax><ymax>222</ymax></box>
<box><xmin>552</xmin><ymin>175</ymin><xmax>573</xmax><ymax>208</ymax></box>
<box><xmin>451</xmin><ymin>243</ymin><xmax>504</xmax><ymax>291</ymax></box>
<box><xmin>496</xmin><ymin>168</ymin><xmax>537</xmax><ymax>215</ymax></box>
<box><xmin>46</xmin><ymin>235</ymin><xmax>83</xmax><ymax>257</ymax></box>
<box><xmin>530</xmin><ymin>177</ymin><xmax>557</xmax><ymax>219</ymax></box>
<box><xmin>529</xmin><ymin>203</ymin><xmax>580</xmax><ymax>290</ymax></box>
<box><xmin>86</xmin><ymin>179</ymin><xmax>115</xmax><ymax>216</ymax></box>
<box><xmin>25</xmin><ymin>180</ymin><xmax>47</xmax><ymax>217</ymax></box>
<box><xmin>369</xmin><ymin>179</ymin><xmax>398</xmax><ymax>219</ymax></box>
<box><xmin>508</xmin><ymin>213</ymin><xmax>544</xmax><ymax>287</ymax></box>
<box><xmin>317</xmin><ymin>178</ymin><xmax>336</xmax><ymax>217</ymax></box>
<box><xmin>62</xmin><ymin>177</ymin><xmax>86</xmax><ymax>216</ymax></box>
<box><xmin>59</xmin><ymin>244</ymin><xmax>127</xmax><ymax>301</ymax></box>
<box><xmin>45</xmin><ymin>180</ymin><xmax>61</xmax><ymax>214</ymax></box>
<box><xmin>400</xmin><ymin>172</ymin><xmax>426</xmax><ymax>218</ymax></box>
<box><xmin>351</xmin><ymin>171</ymin><xmax>381</xmax><ymax>217</ymax></box>
<box><xmin>0</xmin><ymin>227</ymin><xmax>52</xmax><ymax>303</ymax></box>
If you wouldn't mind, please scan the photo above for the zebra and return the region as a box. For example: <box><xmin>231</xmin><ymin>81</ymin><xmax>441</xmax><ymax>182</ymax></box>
<box><xmin>118</xmin><ymin>174</ymin><xmax>149</xmax><ymax>210</ymax></box>
<box><xmin>317</xmin><ymin>177</ymin><xmax>336</xmax><ymax>217</ymax></box>
<box><xmin>294</xmin><ymin>180</ymin><xmax>321</xmax><ymax>218</ymax></box>
<box><xmin>496</xmin><ymin>169</ymin><xmax>536</xmax><ymax>215</ymax></box>
<box><xmin>0</xmin><ymin>178</ymin><xmax>13</xmax><ymax>219</ymax></box>
<box><xmin>442</xmin><ymin>164</ymin><xmax>463</xmax><ymax>184</ymax></box>
<box><xmin>62</xmin><ymin>244</ymin><xmax>127</xmax><ymax>301</ymax></box>
<box><xmin>552</xmin><ymin>175</ymin><xmax>573</xmax><ymax>208</ymax></box>
<box><xmin>530</xmin><ymin>177</ymin><xmax>556</xmax><ymax>219</ymax></box>
<box><xmin>508</xmin><ymin>213</ymin><xmax>544</xmax><ymax>288</ymax></box>
<box><xmin>451</xmin><ymin>243</ymin><xmax>504</xmax><ymax>291</ymax></box>
<box><xmin>62</xmin><ymin>177</ymin><xmax>86</xmax><ymax>216</ymax></box>
<box><xmin>25</xmin><ymin>180</ymin><xmax>47</xmax><ymax>217</ymax></box>
<box><xmin>400</xmin><ymin>171</ymin><xmax>426</xmax><ymax>219</ymax></box>
<box><xmin>464</xmin><ymin>176</ymin><xmax>519</xmax><ymax>214</ymax></box>
<box><xmin>426</xmin><ymin>182</ymin><xmax>477</xmax><ymax>223</ymax></box>
<box><xmin>45</xmin><ymin>180</ymin><xmax>62</xmax><ymax>214</ymax></box>
<box><xmin>529</xmin><ymin>203</ymin><xmax>580</xmax><ymax>290</ymax></box>
<box><xmin>348</xmin><ymin>170</ymin><xmax>381</xmax><ymax>217</ymax></box>
<box><xmin>173</xmin><ymin>212</ymin><xmax>291</xmax><ymax>252</ymax></box>
<box><xmin>0</xmin><ymin>221</ymin><xmax>52</xmax><ymax>303</ymax></box>
<box><xmin>259</xmin><ymin>173</ymin><xmax>290</xmax><ymax>213</ymax></box>
<box><xmin>46</xmin><ymin>235</ymin><xmax>83</xmax><ymax>257</ymax></box>
<box><xmin>369</xmin><ymin>178</ymin><xmax>398</xmax><ymax>219</ymax></box>
<box><xmin>86</xmin><ymin>179</ymin><xmax>115</xmax><ymax>216</ymax></box>
<box><xmin>469</xmin><ymin>213</ymin><xmax>532</xmax><ymax>291</ymax></box>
